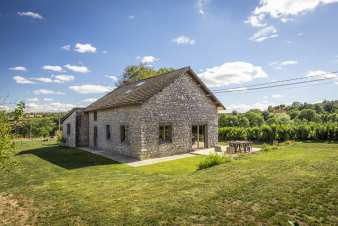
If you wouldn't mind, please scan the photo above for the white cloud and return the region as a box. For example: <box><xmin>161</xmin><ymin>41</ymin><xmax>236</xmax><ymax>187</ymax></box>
<box><xmin>172</xmin><ymin>35</ymin><xmax>195</xmax><ymax>45</ymax></box>
<box><xmin>272</xmin><ymin>94</ymin><xmax>283</xmax><ymax>98</ymax></box>
<box><xmin>0</xmin><ymin>105</ymin><xmax>10</xmax><ymax>111</ymax></box>
<box><xmin>105</xmin><ymin>75</ymin><xmax>118</xmax><ymax>81</ymax></box>
<box><xmin>305</xmin><ymin>70</ymin><xmax>338</xmax><ymax>79</ymax></box>
<box><xmin>245</xmin><ymin>14</ymin><xmax>267</xmax><ymax>27</ymax></box>
<box><xmin>33</xmin><ymin>89</ymin><xmax>65</xmax><ymax>95</ymax></box>
<box><xmin>102</xmin><ymin>50</ymin><xmax>108</xmax><ymax>54</ymax></box>
<box><xmin>13</xmin><ymin>76</ymin><xmax>35</xmax><ymax>84</ymax></box>
<box><xmin>33</xmin><ymin>77</ymin><xmax>54</xmax><ymax>83</ymax></box>
<box><xmin>52</xmin><ymin>74</ymin><xmax>74</xmax><ymax>82</ymax></box>
<box><xmin>247</xmin><ymin>0</ymin><xmax>338</xmax><ymax>27</ymax></box>
<box><xmin>196</xmin><ymin>0</ymin><xmax>207</xmax><ymax>15</ymax></box>
<box><xmin>74</xmin><ymin>43</ymin><xmax>96</xmax><ymax>53</ymax></box>
<box><xmin>42</xmin><ymin>65</ymin><xmax>64</xmax><ymax>72</ymax></box>
<box><xmin>249</xmin><ymin>25</ymin><xmax>278</xmax><ymax>42</ymax></box>
<box><xmin>69</xmin><ymin>85</ymin><xmax>114</xmax><ymax>94</ymax></box>
<box><xmin>128</xmin><ymin>15</ymin><xmax>135</xmax><ymax>20</ymax></box>
<box><xmin>9</xmin><ymin>66</ymin><xmax>27</xmax><ymax>71</ymax></box>
<box><xmin>270</xmin><ymin>60</ymin><xmax>299</xmax><ymax>69</ymax></box>
<box><xmin>43</xmin><ymin>98</ymin><xmax>53</xmax><ymax>102</ymax></box>
<box><xmin>137</xmin><ymin>56</ymin><xmax>159</xmax><ymax>65</ymax></box>
<box><xmin>30</xmin><ymin>75</ymin><xmax>74</xmax><ymax>84</ymax></box>
<box><xmin>64</xmin><ymin>64</ymin><xmax>90</xmax><ymax>73</ymax></box>
<box><xmin>225</xmin><ymin>101</ymin><xmax>274</xmax><ymax>113</ymax></box>
<box><xmin>82</xmin><ymin>98</ymin><xmax>98</xmax><ymax>103</ymax></box>
<box><xmin>61</xmin><ymin>45</ymin><xmax>71</xmax><ymax>51</ymax></box>
<box><xmin>198</xmin><ymin>61</ymin><xmax>268</xmax><ymax>87</ymax></box>
<box><xmin>28</xmin><ymin>97</ymin><xmax>39</xmax><ymax>102</ymax></box>
<box><xmin>26</xmin><ymin>102</ymin><xmax>76</xmax><ymax>113</ymax></box>
<box><xmin>17</xmin><ymin>11</ymin><xmax>44</xmax><ymax>20</ymax></box>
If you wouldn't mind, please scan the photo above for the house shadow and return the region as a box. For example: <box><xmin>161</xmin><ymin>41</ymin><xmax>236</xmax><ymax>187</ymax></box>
<box><xmin>17</xmin><ymin>145</ymin><xmax>118</xmax><ymax>170</ymax></box>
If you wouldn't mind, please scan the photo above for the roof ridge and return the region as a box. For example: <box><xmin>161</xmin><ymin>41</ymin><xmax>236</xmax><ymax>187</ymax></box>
<box><xmin>121</xmin><ymin>66</ymin><xmax>191</xmax><ymax>86</ymax></box>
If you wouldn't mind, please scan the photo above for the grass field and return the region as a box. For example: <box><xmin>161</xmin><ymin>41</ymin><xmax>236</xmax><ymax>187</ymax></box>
<box><xmin>1</xmin><ymin>140</ymin><xmax>337</xmax><ymax>225</ymax></box>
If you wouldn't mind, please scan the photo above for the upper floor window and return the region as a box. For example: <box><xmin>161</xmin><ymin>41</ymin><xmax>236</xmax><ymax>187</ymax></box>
<box><xmin>93</xmin><ymin>111</ymin><xmax>97</xmax><ymax>121</ymax></box>
<box><xmin>120</xmin><ymin>125</ymin><xmax>129</xmax><ymax>143</ymax></box>
<box><xmin>159</xmin><ymin>125</ymin><xmax>172</xmax><ymax>144</ymax></box>
<box><xmin>106</xmin><ymin>125</ymin><xmax>111</xmax><ymax>140</ymax></box>
<box><xmin>67</xmin><ymin>123</ymin><xmax>71</xmax><ymax>136</ymax></box>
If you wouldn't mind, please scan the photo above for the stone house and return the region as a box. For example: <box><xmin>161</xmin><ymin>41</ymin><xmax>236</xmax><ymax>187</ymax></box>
<box><xmin>61</xmin><ymin>67</ymin><xmax>225</xmax><ymax>159</ymax></box>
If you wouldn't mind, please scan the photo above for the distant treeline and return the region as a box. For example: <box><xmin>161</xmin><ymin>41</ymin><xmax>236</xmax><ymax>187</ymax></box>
<box><xmin>219</xmin><ymin>100</ymin><xmax>338</xmax><ymax>142</ymax></box>
<box><xmin>3</xmin><ymin>102</ymin><xmax>66</xmax><ymax>138</ymax></box>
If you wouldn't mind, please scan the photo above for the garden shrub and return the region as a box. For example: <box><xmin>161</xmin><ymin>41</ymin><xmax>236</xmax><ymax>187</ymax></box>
<box><xmin>198</xmin><ymin>154</ymin><xmax>231</xmax><ymax>170</ymax></box>
<box><xmin>56</xmin><ymin>130</ymin><xmax>65</xmax><ymax>144</ymax></box>
<box><xmin>219</xmin><ymin>123</ymin><xmax>338</xmax><ymax>142</ymax></box>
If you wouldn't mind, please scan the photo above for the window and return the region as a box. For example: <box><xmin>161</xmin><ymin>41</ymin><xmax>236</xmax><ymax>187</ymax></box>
<box><xmin>67</xmin><ymin>124</ymin><xmax>71</xmax><ymax>136</ymax></box>
<box><xmin>93</xmin><ymin>111</ymin><xmax>97</xmax><ymax>121</ymax></box>
<box><xmin>106</xmin><ymin>125</ymin><xmax>111</xmax><ymax>140</ymax></box>
<box><xmin>159</xmin><ymin>125</ymin><xmax>172</xmax><ymax>143</ymax></box>
<box><xmin>120</xmin><ymin>125</ymin><xmax>129</xmax><ymax>143</ymax></box>
<box><xmin>94</xmin><ymin>126</ymin><xmax>97</xmax><ymax>146</ymax></box>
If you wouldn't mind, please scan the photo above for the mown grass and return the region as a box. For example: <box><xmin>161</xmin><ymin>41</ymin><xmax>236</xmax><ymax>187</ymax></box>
<box><xmin>0</xmin><ymin>140</ymin><xmax>337</xmax><ymax>225</ymax></box>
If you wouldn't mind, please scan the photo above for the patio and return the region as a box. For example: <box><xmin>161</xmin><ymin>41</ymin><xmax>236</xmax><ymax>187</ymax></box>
<box><xmin>79</xmin><ymin>146</ymin><xmax>261</xmax><ymax>167</ymax></box>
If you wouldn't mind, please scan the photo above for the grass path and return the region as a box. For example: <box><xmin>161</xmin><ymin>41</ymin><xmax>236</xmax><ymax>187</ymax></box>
<box><xmin>1</xmin><ymin>140</ymin><xmax>337</xmax><ymax>225</ymax></box>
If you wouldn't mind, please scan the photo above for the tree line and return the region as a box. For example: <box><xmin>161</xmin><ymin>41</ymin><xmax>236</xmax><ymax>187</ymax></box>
<box><xmin>219</xmin><ymin>100</ymin><xmax>338</xmax><ymax>142</ymax></box>
<box><xmin>4</xmin><ymin>101</ymin><xmax>64</xmax><ymax>138</ymax></box>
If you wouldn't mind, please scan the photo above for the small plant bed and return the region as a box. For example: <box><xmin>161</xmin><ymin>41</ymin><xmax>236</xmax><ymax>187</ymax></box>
<box><xmin>197</xmin><ymin>154</ymin><xmax>231</xmax><ymax>170</ymax></box>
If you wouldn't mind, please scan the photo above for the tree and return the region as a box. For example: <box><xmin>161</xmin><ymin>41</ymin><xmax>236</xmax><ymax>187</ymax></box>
<box><xmin>118</xmin><ymin>64</ymin><xmax>175</xmax><ymax>85</ymax></box>
<box><xmin>245</xmin><ymin>111</ymin><xmax>264</xmax><ymax>127</ymax></box>
<box><xmin>219</xmin><ymin>114</ymin><xmax>239</xmax><ymax>127</ymax></box>
<box><xmin>13</xmin><ymin>101</ymin><xmax>25</xmax><ymax>135</ymax></box>
<box><xmin>238</xmin><ymin>116</ymin><xmax>250</xmax><ymax>127</ymax></box>
<box><xmin>30</xmin><ymin>117</ymin><xmax>55</xmax><ymax>137</ymax></box>
<box><xmin>0</xmin><ymin>111</ymin><xmax>13</xmax><ymax>164</ymax></box>
<box><xmin>298</xmin><ymin>109</ymin><xmax>318</xmax><ymax>122</ymax></box>
<box><xmin>314</xmin><ymin>104</ymin><xmax>324</xmax><ymax>114</ymax></box>
<box><xmin>323</xmin><ymin>101</ymin><xmax>336</xmax><ymax>113</ymax></box>
<box><xmin>267</xmin><ymin>113</ymin><xmax>290</xmax><ymax>125</ymax></box>
<box><xmin>289</xmin><ymin>110</ymin><xmax>300</xmax><ymax>120</ymax></box>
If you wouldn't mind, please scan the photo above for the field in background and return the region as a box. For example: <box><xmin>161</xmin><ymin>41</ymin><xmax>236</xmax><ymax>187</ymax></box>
<box><xmin>1</xmin><ymin>140</ymin><xmax>337</xmax><ymax>225</ymax></box>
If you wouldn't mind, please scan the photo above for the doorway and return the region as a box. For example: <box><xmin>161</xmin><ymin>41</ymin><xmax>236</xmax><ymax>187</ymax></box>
<box><xmin>192</xmin><ymin>125</ymin><xmax>207</xmax><ymax>149</ymax></box>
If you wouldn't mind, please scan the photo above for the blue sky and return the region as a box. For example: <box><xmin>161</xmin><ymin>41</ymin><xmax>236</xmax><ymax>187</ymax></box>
<box><xmin>1</xmin><ymin>0</ymin><xmax>338</xmax><ymax>112</ymax></box>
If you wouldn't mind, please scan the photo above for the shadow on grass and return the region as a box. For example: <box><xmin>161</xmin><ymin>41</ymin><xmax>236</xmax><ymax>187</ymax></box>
<box><xmin>17</xmin><ymin>145</ymin><xmax>118</xmax><ymax>169</ymax></box>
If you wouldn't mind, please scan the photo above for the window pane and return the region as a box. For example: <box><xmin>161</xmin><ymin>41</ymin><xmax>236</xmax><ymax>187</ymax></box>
<box><xmin>159</xmin><ymin>125</ymin><xmax>172</xmax><ymax>143</ymax></box>
<box><xmin>120</xmin><ymin>125</ymin><xmax>128</xmax><ymax>143</ymax></box>
<box><xmin>106</xmin><ymin>125</ymin><xmax>110</xmax><ymax>139</ymax></box>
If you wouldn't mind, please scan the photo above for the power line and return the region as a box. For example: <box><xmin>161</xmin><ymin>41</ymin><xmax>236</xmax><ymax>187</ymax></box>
<box><xmin>210</xmin><ymin>71</ymin><xmax>338</xmax><ymax>92</ymax></box>
<box><xmin>214</xmin><ymin>79</ymin><xmax>335</xmax><ymax>96</ymax></box>
<box><xmin>214</xmin><ymin>77</ymin><xmax>336</xmax><ymax>93</ymax></box>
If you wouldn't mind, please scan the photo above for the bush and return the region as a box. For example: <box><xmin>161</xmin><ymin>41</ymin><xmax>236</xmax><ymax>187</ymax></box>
<box><xmin>198</xmin><ymin>154</ymin><xmax>231</xmax><ymax>170</ymax></box>
<box><xmin>219</xmin><ymin>123</ymin><xmax>338</xmax><ymax>142</ymax></box>
<box><xmin>0</xmin><ymin>112</ymin><xmax>14</xmax><ymax>166</ymax></box>
<box><xmin>56</xmin><ymin>130</ymin><xmax>65</xmax><ymax>144</ymax></box>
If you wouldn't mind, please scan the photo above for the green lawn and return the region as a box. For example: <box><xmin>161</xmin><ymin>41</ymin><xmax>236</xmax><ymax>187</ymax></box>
<box><xmin>1</xmin><ymin>140</ymin><xmax>337</xmax><ymax>225</ymax></box>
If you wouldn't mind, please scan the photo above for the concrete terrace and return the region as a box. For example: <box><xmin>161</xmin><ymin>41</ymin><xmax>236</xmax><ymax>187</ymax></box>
<box><xmin>79</xmin><ymin>146</ymin><xmax>261</xmax><ymax>167</ymax></box>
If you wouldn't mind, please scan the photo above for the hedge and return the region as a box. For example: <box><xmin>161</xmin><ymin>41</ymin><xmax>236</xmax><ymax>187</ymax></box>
<box><xmin>219</xmin><ymin>123</ymin><xmax>338</xmax><ymax>142</ymax></box>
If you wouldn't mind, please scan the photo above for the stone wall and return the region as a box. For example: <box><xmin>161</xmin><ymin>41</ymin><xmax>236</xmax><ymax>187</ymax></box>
<box><xmin>138</xmin><ymin>73</ymin><xmax>218</xmax><ymax>159</ymax></box>
<box><xmin>87</xmin><ymin>106</ymin><xmax>142</xmax><ymax>158</ymax></box>
<box><xmin>62</xmin><ymin>111</ymin><xmax>77</xmax><ymax>147</ymax></box>
<box><xmin>77</xmin><ymin>112</ymin><xmax>89</xmax><ymax>147</ymax></box>
<box><xmin>83</xmin><ymin>72</ymin><xmax>219</xmax><ymax>160</ymax></box>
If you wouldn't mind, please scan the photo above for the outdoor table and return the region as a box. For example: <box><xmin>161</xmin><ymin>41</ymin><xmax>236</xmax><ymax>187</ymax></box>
<box><xmin>228</xmin><ymin>141</ymin><xmax>253</xmax><ymax>153</ymax></box>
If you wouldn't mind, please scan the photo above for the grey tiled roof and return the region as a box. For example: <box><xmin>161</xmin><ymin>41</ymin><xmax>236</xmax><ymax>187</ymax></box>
<box><xmin>84</xmin><ymin>66</ymin><xmax>225</xmax><ymax>112</ymax></box>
